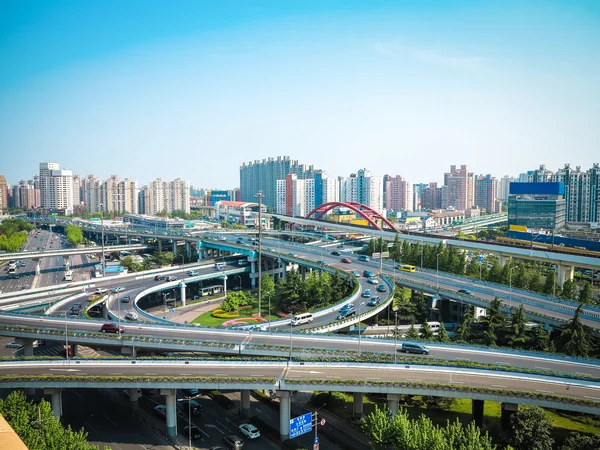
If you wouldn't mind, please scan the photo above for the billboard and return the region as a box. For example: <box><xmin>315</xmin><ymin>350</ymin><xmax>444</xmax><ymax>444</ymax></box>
<box><xmin>509</xmin><ymin>182</ymin><xmax>564</xmax><ymax>195</ymax></box>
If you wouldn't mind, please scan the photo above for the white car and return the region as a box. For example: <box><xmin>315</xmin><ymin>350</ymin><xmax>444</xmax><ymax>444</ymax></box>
<box><xmin>95</xmin><ymin>288</ymin><xmax>107</xmax><ymax>294</ymax></box>
<box><xmin>124</xmin><ymin>311</ymin><xmax>138</xmax><ymax>321</ymax></box>
<box><xmin>238</xmin><ymin>423</ymin><xmax>260</xmax><ymax>439</ymax></box>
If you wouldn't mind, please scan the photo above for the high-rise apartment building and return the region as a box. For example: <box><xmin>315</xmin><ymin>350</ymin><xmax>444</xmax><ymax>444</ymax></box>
<box><xmin>276</xmin><ymin>174</ymin><xmax>315</xmax><ymax>217</ymax></box>
<box><xmin>497</xmin><ymin>175</ymin><xmax>515</xmax><ymax>202</ymax></box>
<box><xmin>474</xmin><ymin>174</ymin><xmax>500</xmax><ymax>213</ymax></box>
<box><xmin>421</xmin><ymin>182</ymin><xmax>443</xmax><ymax>210</ymax></box>
<box><xmin>0</xmin><ymin>175</ymin><xmax>7</xmax><ymax>213</ymax></box>
<box><xmin>239</xmin><ymin>156</ymin><xmax>316</xmax><ymax>210</ymax></box>
<box><xmin>340</xmin><ymin>169</ymin><xmax>383</xmax><ymax>213</ymax></box>
<box><xmin>385</xmin><ymin>175</ymin><xmax>413</xmax><ymax>212</ymax></box>
<box><xmin>443</xmin><ymin>165</ymin><xmax>475</xmax><ymax>211</ymax></box>
<box><xmin>412</xmin><ymin>183</ymin><xmax>428</xmax><ymax>211</ymax></box>
<box><xmin>314</xmin><ymin>171</ymin><xmax>339</xmax><ymax>206</ymax></box>
<box><xmin>141</xmin><ymin>178</ymin><xmax>190</xmax><ymax>215</ymax></box>
<box><xmin>39</xmin><ymin>162</ymin><xmax>73</xmax><ymax>215</ymax></box>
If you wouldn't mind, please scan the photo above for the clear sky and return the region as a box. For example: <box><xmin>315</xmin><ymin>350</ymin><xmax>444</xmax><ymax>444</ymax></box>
<box><xmin>1</xmin><ymin>0</ymin><xmax>598</xmax><ymax>187</ymax></box>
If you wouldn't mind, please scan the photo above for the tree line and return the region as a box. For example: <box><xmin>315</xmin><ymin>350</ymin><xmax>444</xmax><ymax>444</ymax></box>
<box><xmin>0</xmin><ymin>218</ymin><xmax>34</xmax><ymax>252</ymax></box>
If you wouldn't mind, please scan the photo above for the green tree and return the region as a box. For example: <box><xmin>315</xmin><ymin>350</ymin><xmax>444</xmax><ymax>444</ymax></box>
<box><xmin>556</xmin><ymin>305</ymin><xmax>595</xmax><ymax>357</ymax></box>
<box><xmin>412</xmin><ymin>290</ymin><xmax>429</xmax><ymax>323</ymax></box>
<box><xmin>528</xmin><ymin>270</ymin><xmax>542</xmax><ymax>292</ymax></box>
<box><xmin>579</xmin><ymin>281</ymin><xmax>593</xmax><ymax>304</ymax></box>
<box><xmin>507</xmin><ymin>304</ymin><xmax>528</xmax><ymax>348</ymax></box>
<box><xmin>152</xmin><ymin>252</ymin><xmax>174</xmax><ymax>267</ymax></box>
<box><xmin>261</xmin><ymin>274</ymin><xmax>276</xmax><ymax>313</ymax></box>
<box><xmin>360</xmin><ymin>407</ymin><xmax>395</xmax><ymax>450</ymax></box>
<box><xmin>437</xmin><ymin>322</ymin><xmax>450</xmax><ymax>342</ymax></box>
<box><xmin>454</xmin><ymin>306</ymin><xmax>474</xmax><ymax>343</ymax></box>
<box><xmin>561</xmin><ymin>279</ymin><xmax>577</xmax><ymax>300</ymax></box>
<box><xmin>419</xmin><ymin>319</ymin><xmax>434</xmax><ymax>340</ymax></box>
<box><xmin>405</xmin><ymin>322</ymin><xmax>419</xmax><ymax>339</ymax></box>
<box><xmin>542</xmin><ymin>272</ymin><xmax>555</xmax><ymax>295</ymax></box>
<box><xmin>65</xmin><ymin>224</ymin><xmax>84</xmax><ymax>246</ymax></box>
<box><xmin>530</xmin><ymin>323</ymin><xmax>552</xmax><ymax>352</ymax></box>
<box><xmin>505</xmin><ymin>405</ymin><xmax>554</xmax><ymax>450</ymax></box>
<box><xmin>561</xmin><ymin>432</ymin><xmax>600</xmax><ymax>450</ymax></box>
<box><xmin>220</xmin><ymin>296</ymin><xmax>239</xmax><ymax>313</ymax></box>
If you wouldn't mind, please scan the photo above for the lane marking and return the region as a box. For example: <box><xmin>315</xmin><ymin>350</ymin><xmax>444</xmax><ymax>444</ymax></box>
<box><xmin>109</xmin><ymin>372</ymin><xmax>122</xmax><ymax>375</ymax></box>
<box><xmin>535</xmin><ymin>367</ymin><xmax>551</xmax><ymax>371</ymax></box>
<box><xmin>214</xmin><ymin>373</ymin><xmax>228</xmax><ymax>376</ymax></box>
<box><xmin>492</xmin><ymin>385</ymin><xmax>507</xmax><ymax>388</ymax></box>
<box><xmin>145</xmin><ymin>372</ymin><xmax>157</xmax><ymax>375</ymax></box>
<box><xmin>179</xmin><ymin>373</ymin><xmax>193</xmax><ymax>376</ymax></box>
<box><xmin>584</xmin><ymin>396</ymin><xmax>600</xmax><ymax>400</ymax></box>
<box><xmin>536</xmin><ymin>390</ymin><xmax>554</xmax><ymax>394</ymax></box>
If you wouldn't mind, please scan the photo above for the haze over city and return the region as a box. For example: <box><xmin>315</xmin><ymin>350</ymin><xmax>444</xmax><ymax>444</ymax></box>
<box><xmin>1</xmin><ymin>0</ymin><xmax>599</xmax><ymax>186</ymax></box>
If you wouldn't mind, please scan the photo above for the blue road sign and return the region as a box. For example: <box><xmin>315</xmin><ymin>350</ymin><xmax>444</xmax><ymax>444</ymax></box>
<box><xmin>290</xmin><ymin>412</ymin><xmax>313</xmax><ymax>439</ymax></box>
<box><xmin>315</xmin><ymin>437</ymin><xmax>319</xmax><ymax>443</ymax></box>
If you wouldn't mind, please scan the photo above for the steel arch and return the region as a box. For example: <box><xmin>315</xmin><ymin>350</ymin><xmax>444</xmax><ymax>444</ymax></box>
<box><xmin>305</xmin><ymin>201</ymin><xmax>397</xmax><ymax>231</ymax></box>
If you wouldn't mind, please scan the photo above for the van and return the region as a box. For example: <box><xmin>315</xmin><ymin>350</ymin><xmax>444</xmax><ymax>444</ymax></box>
<box><xmin>400</xmin><ymin>342</ymin><xmax>430</xmax><ymax>355</ymax></box>
<box><xmin>363</xmin><ymin>270</ymin><xmax>375</xmax><ymax>278</ymax></box>
<box><xmin>358</xmin><ymin>255</ymin><xmax>370</xmax><ymax>262</ymax></box>
<box><xmin>291</xmin><ymin>313</ymin><xmax>313</xmax><ymax>326</ymax></box>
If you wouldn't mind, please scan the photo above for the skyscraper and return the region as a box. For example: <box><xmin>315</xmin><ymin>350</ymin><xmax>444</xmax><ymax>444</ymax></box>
<box><xmin>474</xmin><ymin>174</ymin><xmax>500</xmax><ymax>213</ymax></box>
<box><xmin>385</xmin><ymin>175</ymin><xmax>413</xmax><ymax>212</ymax></box>
<box><xmin>0</xmin><ymin>175</ymin><xmax>7</xmax><ymax>213</ymax></box>
<box><xmin>141</xmin><ymin>178</ymin><xmax>190</xmax><ymax>215</ymax></box>
<box><xmin>340</xmin><ymin>169</ymin><xmax>384</xmax><ymax>213</ymax></box>
<box><xmin>39</xmin><ymin>162</ymin><xmax>73</xmax><ymax>215</ymax></box>
<box><xmin>443</xmin><ymin>165</ymin><xmax>475</xmax><ymax>210</ymax></box>
<box><xmin>239</xmin><ymin>156</ymin><xmax>316</xmax><ymax>210</ymax></box>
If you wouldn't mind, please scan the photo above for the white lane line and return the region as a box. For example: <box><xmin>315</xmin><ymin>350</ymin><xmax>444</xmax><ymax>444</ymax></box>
<box><xmin>492</xmin><ymin>385</ymin><xmax>507</xmax><ymax>388</ymax></box>
<box><xmin>366</xmin><ymin>378</ymin><xmax>380</xmax><ymax>380</ymax></box>
<box><xmin>145</xmin><ymin>372</ymin><xmax>157</xmax><ymax>375</ymax></box>
<box><xmin>536</xmin><ymin>390</ymin><xmax>554</xmax><ymax>394</ymax></box>
<box><xmin>326</xmin><ymin>376</ymin><xmax>340</xmax><ymax>379</ymax></box>
<box><xmin>584</xmin><ymin>396</ymin><xmax>600</xmax><ymax>400</ymax></box>
<box><xmin>179</xmin><ymin>373</ymin><xmax>193</xmax><ymax>376</ymax></box>
<box><xmin>214</xmin><ymin>373</ymin><xmax>228</xmax><ymax>376</ymax></box>
<box><xmin>451</xmin><ymin>381</ymin><xmax>464</xmax><ymax>384</ymax></box>
<box><xmin>103</xmin><ymin>414</ymin><xmax>118</xmax><ymax>427</ymax></box>
<box><xmin>84</xmin><ymin>420</ymin><xmax>99</xmax><ymax>435</ymax></box>
<box><xmin>535</xmin><ymin>367</ymin><xmax>551</xmax><ymax>371</ymax></box>
<box><xmin>576</xmin><ymin>372</ymin><xmax>592</xmax><ymax>376</ymax></box>
<box><xmin>494</xmin><ymin>362</ymin><xmax>509</xmax><ymax>365</ymax></box>
<box><xmin>109</xmin><ymin>372</ymin><xmax>122</xmax><ymax>375</ymax></box>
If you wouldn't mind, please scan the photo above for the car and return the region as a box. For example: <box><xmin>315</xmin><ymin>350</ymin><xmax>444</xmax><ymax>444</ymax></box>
<box><xmin>400</xmin><ymin>342</ymin><xmax>430</xmax><ymax>355</ymax></box>
<box><xmin>376</xmin><ymin>284</ymin><xmax>387</xmax><ymax>292</ymax></box>
<box><xmin>363</xmin><ymin>270</ymin><xmax>375</xmax><ymax>277</ymax></box>
<box><xmin>238</xmin><ymin>423</ymin><xmax>260</xmax><ymax>439</ymax></box>
<box><xmin>358</xmin><ymin>255</ymin><xmax>370</xmax><ymax>262</ymax></box>
<box><xmin>367</xmin><ymin>277</ymin><xmax>379</xmax><ymax>285</ymax></box>
<box><xmin>154</xmin><ymin>404</ymin><xmax>167</xmax><ymax>417</ymax></box>
<box><xmin>316</xmin><ymin>260</ymin><xmax>327</xmax><ymax>265</ymax></box>
<box><xmin>362</xmin><ymin>289</ymin><xmax>371</xmax><ymax>298</ymax></box>
<box><xmin>6</xmin><ymin>342</ymin><xmax>23</xmax><ymax>349</ymax></box>
<box><xmin>351</xmin><ymin>270</ymin><xmax>361</xmax><ymax>277</ymax></box>
<box><xmin>340</xmin><ymin>303</ymin><xmax>355</xmax><ymax>313</ymax></box>
<box><xmin>223</xmin><ymin>435</ymin><xmax>245</xmax><ymax>449</ymax></box>
<box><xmin>288</xmin><ymin>253</ymin><xmax>298</xmax><ymax>257</ymax></box>
<box><xmin>124</xmin><ymin>311</ymin><xmax>138</xmax><ymax>321</ymax></box>
<box><xmin>184</xmin><ymin>425</ymin><xmax>203</xmax><ymax>440</ymax></box>
<box><xmin>166</xmin><ymin>276</ymin><xmax>178</xmax><ymax>282</ymax></box>
<box><xmin>121</xmin><ymin>295</ymin><xmax>131</xmax><ymax>303</ymax></box>
<box><xmin>188</xmin><ymin>400</ymin><xmax>202</xmax><ymax>415</ymax></box>
<box><xmin>10</xmin><ymin>274</ymin><xmax>19</xmax><ymax>279</ymax></box>
<box><xmin>236</xmin><ymin>238</ymin><xmax>244</xmax><ymax>244</ymax></box>
<box><xmin>457</xmin><ymin>289</ymin><xmax>473</xmax><ymax>295</ymax></box>
<box><xmin>367</xmin><ymin>296</ymin><xmax>381</xmax><ymax>306</ymax></box>
<box><xmin>337</xmin><ymin>309</ymin><xmax>356</xmax><ymax>320</ymax></box>
<box><xmin>112</xmin><ymin>286</ymin><xmax>126</xmax><ymax>293</ymax></box>
<box><xmin>341</xmin><ymin>258</ymin><xmax>352</xmax><ymax>264</ymax></box>
<box><xmin>182</xmin><ymin>388</ymin><xmax>199</xmax><ymax>397</ymax></box>
<box><xmin>154</xmin><ymin>275</ymin><xmax>165</xmax><ymax>281</ymax></box>
<box><xmin>187</xmin><ymin>270</ymin><xmax>199</xmax><ymax>276</ymax></box>
<box><xmin>94</xmin><ymin>288</ymin><xmax>107</xmax><ymax>294</ymax></box>
<box><xmin>218</xmin><ymin>236</ymin><xmax>227</xmax><ymax>241</ymax></box>
<box><xmin>331</xmin><ymin>251</ymin><xmax>341</xmax><ymax>256</ymax></box>
<box><xmin>100</xmin><ymin>322</ymin><xmax>124</xmax><ymax>333</ymax></box>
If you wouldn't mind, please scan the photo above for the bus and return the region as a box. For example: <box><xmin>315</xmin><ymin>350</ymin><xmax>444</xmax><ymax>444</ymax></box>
<box><xmin>64</xmin><ymin>270</ymin><xmax>73</xmax><ymax>281</ymax></box>
<box><xmin>399</xmin><ymin>264</ymin><xmax>416</xmax><ymax>273</ymax></box>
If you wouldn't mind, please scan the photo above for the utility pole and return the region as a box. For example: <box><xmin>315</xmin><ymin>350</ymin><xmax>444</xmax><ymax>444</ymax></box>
<box><xmin>255</xmin><ymin>191</ymin><xmax>264</xmax><ymax>317</ymax></box>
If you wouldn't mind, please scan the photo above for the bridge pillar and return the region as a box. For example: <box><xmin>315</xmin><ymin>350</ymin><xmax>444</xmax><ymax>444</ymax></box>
<box><xmin>501</xmin><ymin>402</ymin><xmax>518</xmax><ymax>430</ymax></box>
<box><xmin>179</xmin><ymin>282</ymin><xmax>187</xmax><ymax>307</ymax></box>
<box><xmin>45</xmin><ymin>389</ymin><xmax>62</xmax><ymax>418</ymax></box>
<box><xmin>241</xmin><ymin>389</ymin><xmax>251</xmax><ymax>418</ymax></box>
<box><xmin>472</xmin><ymin>399</ymin><xmax>484</xmax><ymax>428</ymax></box>
<box><xmin>102</xmin><ymin>304</ymin><xmax>109</xmax><ymax>319</ymax></box>
<box><xmin>251</xmin><ymin>259</ymin><xmax>257</xmax><ymax>287</ymax></box>
<box><xmin>172</xmin><ymin>240</ymin><xmax>177</xmax><ymax>255</ymax></box>
<box><xmin>22</xmin><ymin>338</ymin><xmax>35</xmax><ymax>356</ymax></box>
<box><xmin>277</xmin><ymin>390</ymin><xmax>291</xmax><ymax>441</ymax></box>
<box><xmin>387</xmin><ymin>394</ymin><xmax>400</xmax><ymax>415</ymax></box>
<box><xmin>128</xmin><ymin>388</ymin><xmax>140</xmax><ymax>412</ymax></box>
<box><xmin>70</xmin><ymin>344</ymin><xmax>78</xmax><ymax>357</ymax></box>
<box><xmin>353</xmin><ymin>392</ymin><xmax>364</xmax><ymax>418</ymax></box>
<box><xmin>557</xmin><ymin>264</ymin><xmax>574</xmax><ymax>286</ymax></box>
<box><xmin>34</xmin><ymin>258</ymin><xmax>41</xmax><ymax>275</ymax></box>
<box><xmin>498</xmin><ymin>254</ymin><xmax>509</xmax><ymax>266</ymax></box>
<box><xmin>185</xmin><ymin>242</ymin><xmax>192</xmax><ymax>261</ymax></box>
<box><xmin>158</xmin><ymin>240</ymin><xmax>162</xmax><ymax>252</ymax></box>
<box><xmin>161</xmin><ymin>389</ymin><xmax>177</xmax><ymax>438</ymax></box>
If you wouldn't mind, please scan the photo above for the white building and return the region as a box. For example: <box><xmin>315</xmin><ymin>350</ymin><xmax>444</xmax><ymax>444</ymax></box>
<box><xmin>84</xmin><ymin>175</ymin><xmax>139</xmax><ymax>214</ymax></box>
<box><xmin>214</xmin><ymin>201</ymin><xmax>266</xmax><ymax>227</ymax></box>
<box><xmin>340</xmin><ymin>169</ymin><xmax>383</xmax><ymax>213</ymax></box>
<box><xmin>39</xmin><ymin>162</ymin><xmax>74</xmax><ymax>215</ymax></box>
<box><xmin>141</xmin><ymin>178</ymin><xmax>190</xmax><ymax>215</ymax></box>
<box><xmin>276</xmin><ymin>174</ymin><xmax>315</xmax><ymax>217</ymax></box>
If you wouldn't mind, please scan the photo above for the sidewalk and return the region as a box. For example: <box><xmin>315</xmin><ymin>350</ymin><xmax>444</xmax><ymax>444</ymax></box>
<box><xmin>147</xmin><ymin>296</ymin><xmax>224</xmax><ymax>324</ymax></box>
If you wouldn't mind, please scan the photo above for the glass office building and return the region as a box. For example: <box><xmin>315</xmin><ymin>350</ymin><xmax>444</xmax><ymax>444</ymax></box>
<box><xmin>507</xmin><ymin>182</ymin><xmax>566</xmax><ymax>230</ymax></box>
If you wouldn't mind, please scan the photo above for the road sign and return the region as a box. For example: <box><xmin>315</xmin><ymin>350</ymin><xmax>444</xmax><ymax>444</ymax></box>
<box><xmin>320</xmin><ymin>418</ymin><xmax>326</xmax><ymax>426</ymax></box>
<box><xmin>290</xmin><ymin>412</ymin><xmax>313</xmax><ymax>439</ymax></box>
<box><xmin>314</xmin><ymin>437</ymin><xmax>319</xmax><ymax>443</ymax></box>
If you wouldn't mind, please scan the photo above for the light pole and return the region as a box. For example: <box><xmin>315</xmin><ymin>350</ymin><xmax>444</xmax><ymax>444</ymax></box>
<box><xmin>63</xmin><ymin>313</ymin><xmax>69</xmax><ymax>362</ymax></box>
<box><xmin>436</xmin><ymin>253</ymin><xmax>440</xmax><ymax>291</ymax></box>
<box><xmin>116</xmin><ymin>293</ymin><xmax>121</xmax><ymax>338</ymax></box>
<box><xmin>221</xmin><ymin>275</ymin><xmax>228</xmax><ymax>298</ymax></box>
<box><xmin>163</xmin><ymin>292</ymin><xmax>170</xmax><ymax>319</ymax></box>
<box><xmin>394</xmin><ymin>311</ymin><xmax>398</xmax><ymax>363</ymax></box>
<box><xmin>268</xmin><ymin>293</ymin><xmax>272</xmax><ymax>330</ymax></box>
<box><xmin>358</xmin><ymin>302</ymin><xmax>365</xmax><ymax>356</ymax></box>
<box><xmin>420</xmin><ymin>240</ymin><xmax>423</xmax><ymax>269</ymax></box>
<box><xmin>508</xmin><ymin>260</ymin><xmax>512</xmax><ymax>311</ymax></box>
<box><xmin>99</xmin><ymin>203</ymin><xmax>105</xmax><ymax>278</ymax></box>
<box><xmin>178</xmin><ymin>394</ymin><xmax>201</xmax><ymax>450</ymax></box>
<box><xmin>289</xmin><ymin>310</ymin><xmax>293</xmax><ymax>363</ymax></box>
<box><xmin>255</xmin><ymin>191</ymin><xmax>264</xmax><ymax>318</ymax></box>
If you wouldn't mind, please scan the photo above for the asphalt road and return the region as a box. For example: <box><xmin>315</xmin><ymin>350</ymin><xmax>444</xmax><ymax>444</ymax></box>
<box><xmin>2</xmin><ymin>360</ymin><xmax>599</xmax><ymax>403</ymax></box>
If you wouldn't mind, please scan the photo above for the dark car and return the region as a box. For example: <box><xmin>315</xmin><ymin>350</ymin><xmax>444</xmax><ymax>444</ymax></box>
<box><xmin>457</xmin><ymin>289</ymin><xmax>473</xmax><ymax>295</ymax></box>
<box><xmin>121</xmin><ymin>295</ymin><xmax>131</xmax><ymax>303</ymax></box>
<box><xmin>223</xmin><ymin>435</ymin><xmax>244</xmax><ymax>449</ymax></box>
<box><xmin>166</xmin><ymin>276</ymin><xmax>178</xmax><ymax>282</ymax></box>
<box><xmin>184</xmin><ymin>425</ymin><xmax>203</xmax><ymax>440</ymax></box>
<box><xmin>154</xmin><ymin>275</ymin><xmax>165</xmax><ymax>281</ymax></box>
<box><xmin>376</xmin><ymin>284</ymin><xmax>387</xmax><ymax>292</ymax></box>
<box><xmin>367</xmin><ymin>296</ymin><xmax>381</xmax><ymax>306</ymax></box>
<box><xmin>341</xmin><ymin>258</ymin><xmax>352</xmax><ymax>264</ymax></box>
<box><xmin>100</xmin><ymin>322</ymin><xmax>124</xmax><ymax>334</ymax></box>
<box><xmin>331</xmin><ymin>251</ymin><xmax>341</xmax><ymax>256</ymax></box>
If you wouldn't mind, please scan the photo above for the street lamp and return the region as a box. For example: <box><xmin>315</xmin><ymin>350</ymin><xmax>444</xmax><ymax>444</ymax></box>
<box><xmin>508</xmin><ymin>260</ymin><xmax>512</xmax><ymax>311</ymax></box>
<box><xmin>394</xmin><ymin>311</ymin><xmax>398</xmax><ymax>363</ymax></box>
<box><xmin>163</xmin><ymin>292</ymin><xmax>170</xmax><ymax>319</ymax></box>
<box><xmin>436</xmin><ymin>253</ymin><xmax>440</xmax><ymax>291</ymax></box>
<box><xmin>289</xmin><ymin>310</ymin><xmax>293</xmax><ymax>363</ymax></box>
<box><xmin>268</xmin><ymin>292</ymin><xmax>272</xmax><ymax>330</ymax></box>
<box><xmin>63</xmin><ymin>313</ymin><xmax>69</xmax><ymax>362</ymax></box>
<box><xmin>99</xmin><ymin>203</ymin><xmax>105</xmax><ymax>278</ymax></box>
<box><xmin>255</xmin><ymin>191</ymin><xmax>264</xmax><ymax>318</ymax></box>
<box><xmin>177</xmin><ymin>394</ymin><xmax>202</xmax><ymax>450</ymax></box>
<box><xmin>358</xmin><ymin>302</ymin><xmax>365</xmax><ymax>356</ymax></box>
<box><xmin>220</xmin><ymin>274</ymin><xmax>228</xmax><ymax>298</ymax></box>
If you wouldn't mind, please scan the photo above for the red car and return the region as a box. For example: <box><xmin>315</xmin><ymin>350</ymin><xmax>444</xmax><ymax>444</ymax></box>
<box><xmin>100</xmin><ymin>323</ymin><xmax>124</xmax><ymax>334</ymax></box>
<box><xmin>341</xmin><ymin>258</ymin><xmax>352</xmax><ymax>264</ymax></box>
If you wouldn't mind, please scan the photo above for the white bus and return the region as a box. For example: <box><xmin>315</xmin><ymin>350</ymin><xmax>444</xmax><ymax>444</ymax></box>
<box><xmin>64</xmin><ymin>270</ymin><xmax>73</xmax><ymax>281</ymax></box>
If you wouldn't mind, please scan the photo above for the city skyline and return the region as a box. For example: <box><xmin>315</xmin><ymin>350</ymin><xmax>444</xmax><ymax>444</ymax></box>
<box><xmin>1</xmin><ymin>1</ymin><xmax>599</xmax><ymax>187</ymax></box>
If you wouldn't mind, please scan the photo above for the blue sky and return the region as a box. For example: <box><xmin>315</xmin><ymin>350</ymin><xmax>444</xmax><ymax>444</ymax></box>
<box><xmin>1</xmin><ymin>0</ymin><xmax>599</xmax><ymax>188</ymax></box>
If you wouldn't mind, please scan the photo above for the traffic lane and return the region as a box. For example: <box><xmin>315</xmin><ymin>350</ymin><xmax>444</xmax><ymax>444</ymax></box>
<box><xmin>3</xmin><ymin>313</ymin><xmax>600</xmax><ymax>378</ymax></box>
<box><xmin>61</xmin><ymin>388</ymin><xmax>173</xmax><ymax>450</ymax></box>
<box><xmin>3</xmin><ymin>362</ymin><xmax>599</xmax><ymax>401</ymax></box>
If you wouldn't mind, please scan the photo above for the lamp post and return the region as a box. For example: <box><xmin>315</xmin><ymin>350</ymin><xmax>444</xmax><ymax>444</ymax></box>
<box><xmin>289</xmin><ymin>310</ymin><xmax>293</xmax><ymax>363</ymax></box>
<box><xmin>436</xmin><ymin>253</ymin><xmax>440</xmax><ymax>291</ymax></box>
<box><xmin>99</xmin><ymin>203</ymin><xmax>105</xmax><ymax>278</ymax></box>
<box><xmin>358</xmin><ymin>302</ymin><xmax>365</xmax><ymax>356</ymax></box>
<box><xmin>394</xmin><ymin>311</ymin><xmax>398</xmax><ymax>363</ymax></box>
<box><xmin>508</xmin><ymin>260</ymin><xmax>512</xmax><ymax>311</ymax></box>
<box><xmin>178</xmin><ymin>394</ymin><xmax>201</xmax><ymax>450</ymax></box>
<box><xmin>116</xmin><ymin>293</ymin><xmax>121</xmax><ymax>338</ymax></box>
<box><xmin>420</xmin><ymin>240</ymin><xmax>424</xmax><ymax>269</ymax></box>
<box><xmin>268</xmin><ymin>293</ymin><xmax>272</xmax><ymax>330</ymax></box>
<box><xmin>220</xmin><ymin>275</ymin><xmax>228</xmax><ymax>298</ymax></box>
<box><xmin>255</xmin><ymin>191</ymin><xmax>264</xmax><ymax>318</ymax></box>
<box><xmin>163</xmin><ymin>292</ymin><xmax>170</xmax><ymax>319</ymax></box>
<box><xmin>63</xmin><ymin>313</ymin><xmax>69</xmax><ymax>362</ymax></box>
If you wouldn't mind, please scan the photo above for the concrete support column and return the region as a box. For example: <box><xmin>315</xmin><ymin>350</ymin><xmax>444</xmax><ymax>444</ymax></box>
<box><xmin>161</xmin><ymin>389</ymin><xmax>177</xmax><ymax>438</ymax></box>
<box><xmin>179</xmin><ymin>282</ymin><xmax>187</xmax><ymax>307</ymax></box>
<box><xmin>387</xmin><ymin>394</ymin><xmax>400</xmax><ymax>415</ymax></box>
<box><xmin>158</xmin><ymin>240</ymin><xmax>162</xmax><ymax>252</ymax></box>
<box><xmin>128</xmin><ymin>388</ymin><xmax>140</xmax><ymax>412</ymax></box>
<box><xmin>34</xmin><ymin>259</ymin><xmax>41</xmax><ymax>275</ymax></box>
<box><xmin>301</xmin><ymin>266</ymin><xmax>306</xmax><ymax>281</ymax></box>
<box><xmin>45</xmin><ymin>389</ymin><xmax>62</xmax><ymax>418</ymax></box>
<box><xmin>101</xmin><ymin>304</ymin><xmax>109</xmax><ymax>319</ymax></box>
<box><xmin>185</xmin><ymin>242</ymin><xmax>192</xmax><ymax>261</ymax></box>
<box><xmin>353</xmin><ymin>392</ymin><xmax>364</xmax><ymax>418</ymax></box>
<box><xmin>498</xmin><ymin>254</ymin><xmax>508</xmax><ymax>266</ymax></box>
<box><xmin>251</xmin><ymin>259</ymin><xmax>257</xmax><ymax>287</ymax></box>
<box><xmin>557</xmin><ymin>264</ymin><xmax>574</xmax><ymax>286</ymax></box>
<box><xmin>277</xmin><ymin>391</ymin><xmax>291</xmax><ymax>441</ymax></box>
<box><xmin>241</xmin><ymin>389</ymin><xmax>251</xmax><ymax>418</ymax></box>
<box><xmin>472</xmin><ymin>399</ymin><xmax>484</xmax><ymax>428</ymax></box>
<box><xmin>70</xmin><ymin>344</ymin><xmax>78</xmax><ymax>357</ymax></box>
<box><xmin>22</xmin><ymin>338</ymin><xmax>35</xmax><ymax>356</ymax></box>
<box><xmin>501</xmin><ymin>402</ymin><xmax>518</xmax><ymax>430</ymax></box>
<box><xmin>172</xmin><ymin>241</ymin><xmax>177</xmax><ymax>255</ymax></box>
